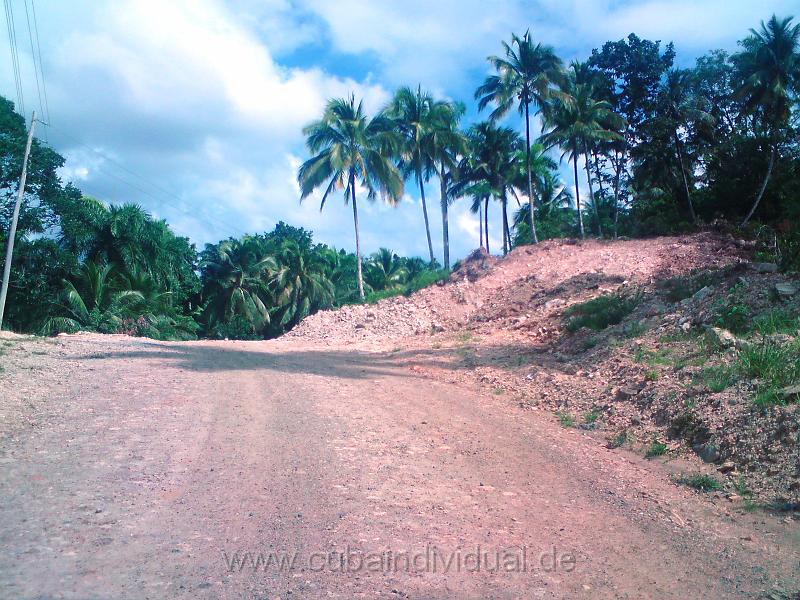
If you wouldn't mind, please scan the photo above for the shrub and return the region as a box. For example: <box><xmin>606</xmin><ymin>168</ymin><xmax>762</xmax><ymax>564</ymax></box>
<box><xmin>404</xmin><ymin>269</ymin><xmax>450</xmax><ymax>295</ymax></box>
<box><xmin>714</xmin><ymin>302</ymin><xmax>751</xmax><ymax>334</ymax></box>
<box><xmin>557</xmin><ymin>412</ymin><xmax>575</xmax><ymax>428</ymax></box>
<box><xmin>645</xmin><ymin>440</ymin><xmax>668</xmax><ymax>458</ymax></box>
<box><xmin>677</xmin><ymin>474</ymin><xmax>721</xmax><ymax>492</ymax></box>
<box><xmin>607</xmin><ymin>431</ymin><xmax>628</xmax><ymax>448</ymax></box>
<box><xmin>584</xmin><ymin>408</ymin><xmax>601</xmax><ymax>425</ymax></box>
<box><xmin>564</xmin><ymin>290</ymin><xmax>641</xmax><ymax>332</ymax></box>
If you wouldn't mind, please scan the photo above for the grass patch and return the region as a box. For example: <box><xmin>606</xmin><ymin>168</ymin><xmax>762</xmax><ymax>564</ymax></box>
<box><xmin>456</xmin><ymin>331</ymin><xmax>475</xmax><ymax>344</ymax></box>
<box><xmin>583</xmin><ymin>408</ymin><xmax>601</xmax><ymax>425</ymax></box>
<box><xmin>564</xmin><ymin>290</ymin><xmax>641</xmax><ymax>333</ymax></box>
<box><xmin>697</xmin><ymin>365</ymin><xmax>736</xmax><ymax>393</ymax></box>
<box><xmin>737</xmin><ymin>341</ymin><xmax>800</xmax><ymax>405</ymax></box>
<box><xmin>752</xmin><ymin>309</ymin><xmax>800</xmax><ymax>336</ymax></box>
<box><xmin>677</xmin><ymin>473</ymin><xmax>722</xmax><ymax>492</ymax></box>
<box><xmin>622</xmin><ymin>320</ymin><xmax>649</xmax><ymax>338</ymax></box>
<box><xmin>645</xmin><ymin>440</ymin><xmax>668</xmax><ymax>458</ymax></box>
<box><xmin>557</xmin><ymin>412</ymin><xmax>575</xmax><ymax>428</ymax></box>
<box><xmin>644</xmin><ymin>369</ymin><xmax>660</xmax><ymax>381</ymax></box>
<box><xmin>607</xmin><ymin>430</ymin><xmax>628</xmax><ymax>448</ymax></box>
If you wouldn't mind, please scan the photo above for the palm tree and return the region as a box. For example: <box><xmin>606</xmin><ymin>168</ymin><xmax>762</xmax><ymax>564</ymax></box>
<box><xmin>466</xmin><ymin>123</ymin><xmax>523</xmax><ymax>254</ymax></box>
<box><xmin>429</xmin><ymin>104</ymin><xmax>466</xmax><ymax>269</ymax></box>
<box><xmin>509</xmin><ymin>143</ymin><xmax>558</xmax><ymax>243</ymax></box>
<box><xmin>42</xmin><ymin>261</ymin><xmax>144</xmax><ymax>334</ymax></box>
<box><xmin>200</xmin><ymin>236</ymin><xmax>276</xmax><ymax>335</ymax></box>
<box><xmin>513</xmin><ymin>171</ymin><xmax>574</xmax><ymax>242</ymax></box>
<box><xmin>476</xmin><ymin>31</ymin><xmax>563</xmax><ymax>245</ymax></box>
<box><xmin>270</xmin><ymin>240</ymin><xmax>334</xmax><ymax>330</ymax></box>
<box><xmin>540</xmin><ymin>72</ymin><xmax>623</xmax><ymax>238</ymax></box>
<box><xmin>298</xmin><ymin>95</ymin><xmax>404</xmax><ymax>300</ymax></box>
<box><xmin>656</xmin><ymin>69</ymin><xmax>715</xmax><ymax>224</ymax></box>
<box><xmin>365</xmin><ymin>248</ymin><xmax>409</xmax><ymax>291</ymax></box>
<box><xmin>735</xmin><ymin>15</ymin><xmax>800</xmax><ymax>225</ymax></box>
<box><xmin>387</xmin><ymin>86</ymin><xmax>443</xmax><ymax>263</ymax></box>
<box><xmin>453</xmin><ymin>136</ymin><xmax>492</xmax><ymax>252</ymax></box>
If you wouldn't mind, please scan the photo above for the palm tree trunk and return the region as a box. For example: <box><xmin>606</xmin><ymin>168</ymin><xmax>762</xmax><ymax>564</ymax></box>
<box><xmin>501</xmin><ymin>192</ymin><xmax>510</xmax><ymax>255</ymax></box>
<box><xmin>418</xmin><ymin>167</ymin><xmax>435</xmax><ymax>264</ymax></box>
<box><xmin>573</xmin><ymin>152</ymin><xmax>585</xmax><ymax>239</ymax></box>
<box><xmin>673</xmin><ymin>129</ymin><xmax>697</xmax><ymax>224</ymax></box>
<box><xmin>524</xmin><ymin>102</ymin><xmax>538</xmax><ymax>244</ymax></box>
<box><xmin>350</xmin><ymin>172</ymin><xmax>365</xmax><ymax>300</ymax></box>
<box><xmin>484</xmin><ymin>196</ymin><xmax>490</xmax><ymax>254</ymax></box>
<box><xmin>584</xmin><ymin>144</ymin><xmax>603</xmax><ymax>237</ymax></box>
<box><xmin>478</xmin><ymin>201</ymin><xmax>484</xmax><ymax>250</ymax></box>
<box><xmin>440</xmin><ymin>169</ymin><xmax>450</xmax><ymax>269</ymax></box>
<box><xmin>593</xmin><ymin>149</ymin><xmax>607</xmax><ymax>214</ymax></box>
<box><xmin>612</xmin><ymin>148</ymin><xmax>623</xmax><ymax>239</ymax></box>
<box><xmin>741</xmin><ymin>143</ymin><xmax>776</xmax><ymax>226</ymax></box>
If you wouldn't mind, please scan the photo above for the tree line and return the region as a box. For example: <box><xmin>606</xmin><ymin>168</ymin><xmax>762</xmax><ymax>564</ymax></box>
<box><xmin>1</xmin><ymin>14</ymin><xmax>798</xmax><ymax>339</ymax></box>
<box><xmin>298</xmin><ymin>14</ymin><xmax>800</xmax><ymax>297</ymax></box>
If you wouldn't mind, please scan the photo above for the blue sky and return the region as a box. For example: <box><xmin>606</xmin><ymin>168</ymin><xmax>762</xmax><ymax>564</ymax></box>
<box><xmin>1</xmin><ymin>0</ymin><xmax>796</xmax><ymax>261</ymax></box>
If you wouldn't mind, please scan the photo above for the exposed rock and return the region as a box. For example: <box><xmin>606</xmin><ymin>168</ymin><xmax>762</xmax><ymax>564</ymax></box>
<box><xmin>691</xmin><ymin>286</ymin><xmax>714</xmax><ymax>301</ymax></box>
<box><xmin>705</xmin><ymin>327</ymin><xmax>737</xmax><ymax>349</ymax></box>
<box><xmin>615</xmin><ymin>387</ymin><xmax>639</xmax><ymax>401</ymax></box>
<box><xmin>544</xmin><ymin>298</ymin><xmax>566</xmax><ymax>310</ymax></box>
<box><xmin>774</xmin><ymin>282</ymin><xmax>798</xmax><ymax>298</ymax></box>
<box><xmin>749</xmin><ymin>262</ymin><xmax>779</xmax><ymax>273</ymax></box>
<box><xmin>718</xmin><ymin>462</ymin><xmax>737</xmax><ymax>474</ymax></box>
<box><xmin>695</xmin><ymin>442</ymin><xmax>720</xmax><ymax>463</ymax></box>
<box><xmin>779</xmin><ymin>385</ymin><xmax>800</xmax><ymax>401</ymax></box>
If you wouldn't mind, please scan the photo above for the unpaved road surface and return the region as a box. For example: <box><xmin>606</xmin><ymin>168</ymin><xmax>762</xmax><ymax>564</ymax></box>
<box><xmin>1</xmin><ymin>333</ymin><xmax>798</xmax><ymax>599</ymax></box>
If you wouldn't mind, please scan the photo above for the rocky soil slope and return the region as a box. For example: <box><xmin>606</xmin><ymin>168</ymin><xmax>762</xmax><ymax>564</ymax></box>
<box><xmin>290</xmin><ymin>233</ymin><xmax>800</xmax><ymax>504</ymax></box>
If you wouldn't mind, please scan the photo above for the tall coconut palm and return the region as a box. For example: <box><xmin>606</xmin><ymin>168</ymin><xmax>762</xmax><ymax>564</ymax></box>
<box><xmin>513</xmin><ymin>171</ymin><xmax>574</xmax><ymax>242</ymax></box>
<box><xmin>298</xmin><ymin>95</ymin><xmax>404</xmax><ymax>300</ymax></box>
<box><xmin>657</xmin><ymin>69</ymin><xmax>715</xmax><ymax>224</ymax></box>
<box><xmin>429</xmin><ymin>104</ymin><xmax>467</xmax><ymax>269</ymax></box>
<box><xmin>509</xmin><ymin>143</ymin><xmax>559</xmax><ymax>243</ymax></box>
<box><xmin>476</xmin><ymin>31</ymin><xmax>563</xmax><ymax>245</ymax></box>
<box><xmin>540</xmin><ymin>74</ymin><xmax>623</xmax><ymax>238</ymax></box>
<box><xmin>466</xmin><ymin>123</ymin><xmax>524</xmax><ymax>254</ymax></box>
<box><xmin>735</xmin><ymin>15</ymin><xmax>800</xmax><ymax>225</ymax></box>
<box><xmin>386</xmin><ymin>86</ymin><xmax>443</xmax><ymax>263</ymax></box>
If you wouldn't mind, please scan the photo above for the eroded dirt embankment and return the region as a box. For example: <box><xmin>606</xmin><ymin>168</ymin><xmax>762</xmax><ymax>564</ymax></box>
<box><xmin>291</xmin><ymin>233</ymin><xmax>800</xmax><ymax>504</ymax></box>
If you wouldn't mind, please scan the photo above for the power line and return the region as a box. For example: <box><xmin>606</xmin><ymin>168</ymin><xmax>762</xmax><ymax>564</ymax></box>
<box><xmin>41</xmin><ymin>121</ymin><xmax>247</xmax><ymax>239</ymax></box>
<box><xmin>28</xmin><ymin>0</ymin><xmax>48</xmax><ymax>125</ymax></box>
<box><xmin>3</xmin><ymin>0</ymin><xmax>25</xmax><ymax>115</ymax></box>
<box><xmin>22</xmin><ymin>0</ymin><xmax>45</xmax><ymax>138</ymax></box>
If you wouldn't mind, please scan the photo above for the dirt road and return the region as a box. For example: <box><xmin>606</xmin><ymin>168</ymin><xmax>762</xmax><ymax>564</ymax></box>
<box><xmin>1</xmin><ymin>333</ymin><xmax>798</xmax><ymax>599</ymax></box>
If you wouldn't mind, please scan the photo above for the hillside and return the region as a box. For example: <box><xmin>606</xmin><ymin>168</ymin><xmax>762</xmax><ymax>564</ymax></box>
<box><xmin>290</xmin><ymin>233</ymin><xmax>800</xmax><ymax>503</ymax></box>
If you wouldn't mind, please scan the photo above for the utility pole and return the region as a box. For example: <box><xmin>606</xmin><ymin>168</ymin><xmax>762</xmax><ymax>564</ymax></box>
<box><xmin>0</xmin><ymin>111</ymin><xmax>36</xmax><ymax>331</ymax></box>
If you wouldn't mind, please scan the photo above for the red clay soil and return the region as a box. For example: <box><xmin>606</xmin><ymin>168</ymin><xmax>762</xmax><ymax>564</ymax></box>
<box><xmin>0</xmin><ymin>233</ymin><xmax>798</xmax><ymax>599</ymax></box>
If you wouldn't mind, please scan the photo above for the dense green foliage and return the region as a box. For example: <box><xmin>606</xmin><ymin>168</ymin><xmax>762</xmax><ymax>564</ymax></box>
<box><xmin>2</xmin><ymin>14</ymin><xmax>799</xmax><ymax>339</ymax></box>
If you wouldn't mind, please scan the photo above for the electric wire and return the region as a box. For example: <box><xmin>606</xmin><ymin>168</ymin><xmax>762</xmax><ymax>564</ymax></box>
<box><xmin>41</xmin><ymin>121</ymin><xmax>247</xmax><ymax>239</ymax></box>
<box><xmin>22</xmin><ymin>0</ymin><xmax>45</xmax><ymax>138</ymax></box>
